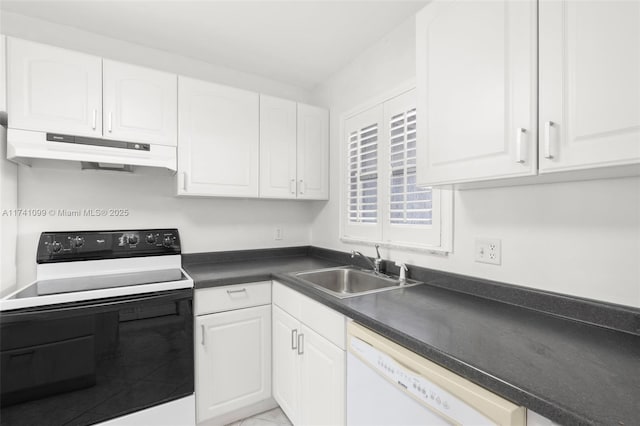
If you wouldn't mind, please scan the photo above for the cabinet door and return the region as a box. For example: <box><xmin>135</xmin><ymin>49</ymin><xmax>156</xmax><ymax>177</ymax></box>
<box><xmin>299</xmin><ymin>325</ymin><xmax>345</xmax><ymax>426</ymax></box>
<box><xmin>196</xmin><ymin>305</ymin><xmax>271</xmax><ymax>423</ymax></box>
<box><xmin>415</xmin><ymin>0</ymin><xmax>537</xmax><ymax>186</ymax></box>
<box><xmin>7</xmin><ymin>38</ymin><xmax>102</xmax><ymax>137</ymax></box>
<box><xmin>1</xmin><ymin>35</ymin><xmax>6</xmax><ymax>113</ymax></box>
<box><xmin>103</xmin><ymin>60</ymin><xmax>177</xmax><ymax>146</ymax></box>
<box><xmin>297</xmin><ymin>103</ymin><xmax>329</xmax><ymax>200</ymax></box>
<box><xmin>272</xmin><ymin>305</ymin><xmax>301</xmax><ymax>425</ymax></box>
<box><xmin>178</xmin><ymin>76</ymin><xmax>259</xmax><ymax>197</ymax></box>
<box><xmin>539</xmin><ymin>1</ymin><xmax>640</xmax><ymax>172</ymax></box>
<box><xmin>259</xmin><ymin>95</ymin><xmax>297</xmax><ymax>199</ymax></box>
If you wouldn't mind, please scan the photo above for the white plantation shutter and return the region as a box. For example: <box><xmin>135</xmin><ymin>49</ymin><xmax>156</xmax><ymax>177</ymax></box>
<box><xmin>349</xmin><ymin>123</ymin><xmax>378</xmax><ymax>223</ymax></box>
<box><xmin>343</xmin><ymin>89</ymin><xmax>449</xmax><ymax>250</ymax></box>
<box><xmin>389</xmin><ymin>108</ymin><xmax>432</xmax><ymax>225</ymax></box>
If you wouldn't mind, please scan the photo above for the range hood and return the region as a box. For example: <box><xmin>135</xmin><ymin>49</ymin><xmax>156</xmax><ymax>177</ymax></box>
<box><xmin>6</xmin><ymin>128</ymin><xmax>177</xmax><ymax>171</ymax></box>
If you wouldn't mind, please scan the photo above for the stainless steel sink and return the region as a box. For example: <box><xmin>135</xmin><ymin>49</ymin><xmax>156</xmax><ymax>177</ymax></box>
<box><xmin>294</xmin><ymin>266</ymin><xmax>422</xmax><ymax>299</ymax></box>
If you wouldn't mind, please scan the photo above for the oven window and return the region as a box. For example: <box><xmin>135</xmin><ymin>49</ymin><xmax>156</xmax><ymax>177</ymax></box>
<box><xmin>0</xmin><ymin>290</ymin><xmax>193</xmax><ymax>426</ymax></box>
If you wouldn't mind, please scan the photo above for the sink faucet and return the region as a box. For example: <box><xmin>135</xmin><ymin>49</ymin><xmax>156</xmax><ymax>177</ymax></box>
<box><xmin>351</xmin><ymin>245</ymin><xmax>383</xmax><ymax>274</ymax></box>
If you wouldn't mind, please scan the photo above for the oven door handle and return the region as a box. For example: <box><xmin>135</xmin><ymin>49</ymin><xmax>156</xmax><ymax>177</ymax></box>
<box><xmin>0</xmin><ymin>288</ymin><xmax>193</xmax><ymax>323</ymax></box>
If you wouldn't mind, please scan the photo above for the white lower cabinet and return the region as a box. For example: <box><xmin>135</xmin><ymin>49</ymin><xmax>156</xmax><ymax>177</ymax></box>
<box><xmin>195</xmin><ymin>283</ymin><xmax>273</xmax><ymax>425</ymax></box>
<box><xmin>299</xmin><ymin>324</ymin><xmax>345</xmax><ymax>426</ymax></box>
<box><xmin>272</xmin><ymin>282</ymin><xmax>345</xmax><ymax>426</ymax></box>
<box><xmin>272</xmin><ymin>305</ymin><xmax>302</xmax><ymax>425</ymax></box>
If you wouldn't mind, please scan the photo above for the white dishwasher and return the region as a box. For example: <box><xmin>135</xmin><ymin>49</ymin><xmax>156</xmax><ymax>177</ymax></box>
<box><xmin>347</xmin><ymin>322</ymin><xmax>525</xmax><ymax>426</ymax></box>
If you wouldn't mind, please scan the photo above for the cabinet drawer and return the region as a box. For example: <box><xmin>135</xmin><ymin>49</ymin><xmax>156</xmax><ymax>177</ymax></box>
<box><xmin>196</xmin><ymin>281</ymin><xmax>271</xmax><ymax>316</ymax></box>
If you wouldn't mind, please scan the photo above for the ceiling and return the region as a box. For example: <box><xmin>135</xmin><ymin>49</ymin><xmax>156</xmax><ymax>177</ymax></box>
<box><xmin>0</xmin><ymin>0</ymin><xmax>428</xmax><ymax>90</ymax></box>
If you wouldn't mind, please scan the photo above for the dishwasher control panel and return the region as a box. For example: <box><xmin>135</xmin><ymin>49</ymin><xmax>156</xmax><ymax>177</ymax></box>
<box><xmin>349</xmin><ymin>336</ymin><xmax>493</xmax><ymax>424</ymax></box>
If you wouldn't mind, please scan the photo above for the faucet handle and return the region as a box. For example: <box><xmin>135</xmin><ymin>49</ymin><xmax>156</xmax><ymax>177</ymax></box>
<box><xmin>395</xmin><ymin>261</ymin><xmax>408</xmax><ymax>271</ymax></box>
<box><xmin>375</xmin><ymin>244</ymin><xmax>381</xmax><ymax>259</ymax></box>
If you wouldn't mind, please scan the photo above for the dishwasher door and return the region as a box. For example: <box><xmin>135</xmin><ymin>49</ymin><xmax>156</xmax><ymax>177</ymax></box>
<box><xmin>347</xmin><ymin>322</ymin><xmax>525</xmax><ymax>426</ymax></box>
<box><xmin>348</xmin><ymin>351</ymin><xmax>454</xmax><ymax>425</ymax></box>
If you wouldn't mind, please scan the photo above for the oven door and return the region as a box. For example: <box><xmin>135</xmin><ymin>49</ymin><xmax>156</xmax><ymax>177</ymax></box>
<box><xmin>0</xmin><ymin>289</ymin><xmax>193</xmax><ymax>426</ymax></box>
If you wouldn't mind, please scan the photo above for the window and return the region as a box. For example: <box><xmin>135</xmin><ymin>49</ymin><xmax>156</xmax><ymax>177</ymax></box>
<box><xmin>342</xmin><ymin>88</ymin><xmax>452</xmax><ymax>251</ymax></box>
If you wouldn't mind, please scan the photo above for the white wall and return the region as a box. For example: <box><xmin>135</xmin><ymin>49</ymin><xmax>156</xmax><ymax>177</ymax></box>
<box><xmin>310</xmin><ymin>17</ymin><xmax>640</xmax><ymax>308</ymax></box>
<box><xmin>15</xmin><ymin>162</ymin><xmax>316</xmax><ymax>287</ymax></box>
<box><xmin>0</xmin><ymin>12</ymin><xmax>319</xmax><ymax>293</ymax></box>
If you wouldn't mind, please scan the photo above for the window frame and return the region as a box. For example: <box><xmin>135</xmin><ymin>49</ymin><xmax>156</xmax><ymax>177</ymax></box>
<box><xmin>340</xmin><ymin>81</ymin><xmax>453</xmax><ymax>254</ymax></box>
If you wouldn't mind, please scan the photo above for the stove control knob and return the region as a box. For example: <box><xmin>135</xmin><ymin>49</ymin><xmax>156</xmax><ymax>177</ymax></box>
<box><xmin>146</xmin><ymin>233</ymin><xmax>156</xmax><ymax>244</ymax></box>
<box><xmin>128</xmin><ymin>235</ymin><xmax>139</xmax><ymax>245</ymax></box>
<box><xmin>71</xmin><ymin>236</ymin><xmax>84</xmax><ymax>248</ymax></box>
<box><xmin>51</xmin><ymin>241</ymin><xmax>62</xmax><ymax>253</ymax></box>
<box><xmin>162</xmin><ymin>236</ymin><xmax>173</xmax><ymax>248</ymax></box>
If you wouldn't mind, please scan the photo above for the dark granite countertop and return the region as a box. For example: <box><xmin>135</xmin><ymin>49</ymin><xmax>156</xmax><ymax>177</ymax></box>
<box><xmin>183</xmin><ymin>247</ymin><xmax>640</xmax><ymax>426</ymax></box>
<box><xmin>184</xmin><ymin>255</ymin><xmax>343</xmax><ymax>288</ymax></box>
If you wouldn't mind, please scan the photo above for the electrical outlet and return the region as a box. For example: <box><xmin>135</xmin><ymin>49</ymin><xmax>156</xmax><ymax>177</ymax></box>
<box><xmin>475</xmin><ymin>238</ymin><xmax>501</xmax><ymax>265</ymax></box>
<box><xmin>274</xmin><ymin>228</ymin><xmax>283</xmax><ymax>240</ymax></box>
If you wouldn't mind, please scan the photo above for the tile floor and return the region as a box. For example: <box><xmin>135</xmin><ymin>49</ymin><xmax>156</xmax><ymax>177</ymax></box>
<box><xmin>225</xmin><ymin>407</ymin><xmax>292</xmax><ymax>426</ymax></box>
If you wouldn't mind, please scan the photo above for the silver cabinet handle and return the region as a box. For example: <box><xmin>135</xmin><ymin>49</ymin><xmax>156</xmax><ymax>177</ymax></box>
<box><xmin>299</xmin><ymin>179</ymin><xmax>305</xmax><ymax>195</ymax></box>
<box><xmin>226</xmin><ymin>288</ymin><xmax>247</xmax><ymax>295</ymax></box>
<box><xmin>516</xmin><ymin>128</ymin><xmax>526</xmax><ymax>164</ymax></box>
<box><xmin>297</xmin><ymin>333</ymin><xmax>304</xmax><ymax>355</ymax></box>
<box><xmin>291</xmin><ymin>329</ymin><xmax>298</xmax><ymax>350</ymax></box>
<box><xmin>92</xmin><ymin>109</ymin><xmax>97</xmax><ymax>130</ymax></box>
<box><xmin>290</xmin><ymin>179</ymin><xmax>296</xmax><ymax>195</ymax></box>
<box><xmin>108</xmin><ymin>112</ymin><xmax>113</xmax><ymax>133</ymax></box>
<box><xmin>201</xmin><ymin>324</ymin><xmax>206</xmax><ymax>346</ymax></box>
<box><xmin>182</xmin><ymin>172</ymin><xmax>188</xmax><ymax>192</ymax></box>
<box><xmin>544</xmin><ymin>121</ymin><xmax>555</xmax><ymax>159</ymax></box>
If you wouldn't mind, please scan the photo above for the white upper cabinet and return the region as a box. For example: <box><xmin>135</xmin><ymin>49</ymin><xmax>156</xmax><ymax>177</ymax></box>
<box><xmin>416</xmin><ymin>0</ymin><xmax>537</xmax><ymax>186</ymax></box>
<box><xmin>539</xmin><ymin>0</ymin><xmax>640</xmax><ymax>173</ymax></box>
<box><xmin>259</xmin><ymin>95</ymin><xmax>298</xmax><ymax>198</ymax></box>
<box><xmin>7</xmin><ymin>38</ymin><xmax>103</xmax><ymax>137</ymax></box>
<box><xmin>7</xmin><ymin>38</ymin><xmax>179</xmax><ymax>148</ymax></box>
<box><xmin>178</xmin><ymin>76</ymin><xmax>259</xmax><ymax>197</ymax></box>
<box><xmin>103</xmin><ymin>60</ymin><xmax>177</xmax><ymax>146</ymax></box>
<box><xmin>1</xmin><ymin>35</ymin><xmax>6</xmax><ymax>113</ymax></box>
<box><xmin>259</xmin><ymin>97</ymin><xmax>329</xmax><ymax>200</ymax></box>
<box><xmin>297</xmin><ymin>103</ymin><xmax>329</xmax><ymax>200</ymax></box>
